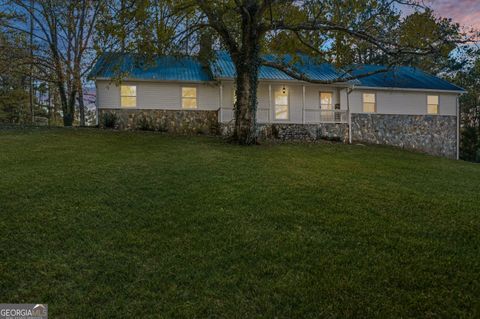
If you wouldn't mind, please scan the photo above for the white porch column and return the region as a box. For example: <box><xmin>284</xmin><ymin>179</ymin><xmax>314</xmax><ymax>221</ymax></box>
<box><xmin>268</xmin><ymin>84</ymin><xmax>272</xmax><ymax>122</ymax></box>
<box><xmin>302</xmin><ymin>85</ymin><xmax>306</xmax><ymax>124</ymax></box>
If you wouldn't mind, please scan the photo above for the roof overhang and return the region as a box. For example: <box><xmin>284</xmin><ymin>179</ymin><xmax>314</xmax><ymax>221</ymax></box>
<box><xmin>216</xmin><ymin>77</ymin><xmax>352</xmax><ymax>87</ymax></box>
<box><xmin>92</xmin><ymin>77</ymin><xmax>217</xmax><ymax>84</ymax></box>
<box><xmin>352</xmin><ymin>85</ymin><xmax>466</xmax><ymax>94</ymax></box>
<box><xmin>91</xmin><ymin>77</ymin><xmax>465</xmax><ymax>93</ymax></box>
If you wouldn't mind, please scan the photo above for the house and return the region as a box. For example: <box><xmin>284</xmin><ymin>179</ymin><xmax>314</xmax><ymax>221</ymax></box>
<box><xmin>89</xmin><ymin>52</ymin><xmax>465</xmax><ymax>158</ymax></box>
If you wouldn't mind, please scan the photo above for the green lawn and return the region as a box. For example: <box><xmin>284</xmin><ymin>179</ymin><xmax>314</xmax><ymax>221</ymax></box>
<box><xmin>0</xmin><ymin>128</ymin><xmax>479</xmax><ymax>318</ymax></box>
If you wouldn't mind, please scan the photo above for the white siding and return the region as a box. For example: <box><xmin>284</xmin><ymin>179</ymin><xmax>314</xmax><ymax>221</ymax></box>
<box><xmin>348</xmin><ymin>89</ymin><xmax>457</xmax><ymax>116</ymax></box>
<box><xmin>197</xmin><ymin>84</ymin><xmax>220</xmax><ymax>110</ymax></box>
<box><xmin>220</xmin><ymin>82</ymin><xmax>235</xmax><ymax>123</ymax></box>
<box><xmin>257</xmin><ymin>83</ymin><xmax>270</xmax><ymax>122</ymax></box>
<box><xmin>97</xmin><ymin>81</ymin><xmax>120</xmax><ymax>108</ymax></box>
<box><xmin>139</xmin><ymin>82</ymin><xmax>179</xmax><ymax>108</ymax></box>
<box><xmin>97</xmin><ymin>79</ymin><xmax>459</xmax><ymax>120</ymax></box>
<box><xmin>96</xmin><ymin>80</ymin><xmax>219</xmax><ymax>110</ymax></box>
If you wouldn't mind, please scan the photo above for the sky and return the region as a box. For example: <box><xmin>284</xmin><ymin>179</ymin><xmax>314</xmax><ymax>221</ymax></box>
<box><xmin>426</xmin><ymin>0</ymin><xmax>480</xmax><ymax>29</ymax></box>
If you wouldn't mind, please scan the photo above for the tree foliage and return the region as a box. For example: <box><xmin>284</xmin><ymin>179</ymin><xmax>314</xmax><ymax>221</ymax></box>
<box><xmin>0</xmin><ymin>12</ymin><xmax>30</xmax><ymax>123</ymax></box>
<box><xmin>95</xmin><ymin>0</ymin><xmax>194</xmax><ymax>56</ymax></box>
<box><xmin>4</xmin><ymin>0</ymin><xmax>101</xmax><ymax>126</ymax></box>
<box><xmin>398</xmin><ymin>9</ymin><xmax>463</xmax><ymax>74</ymax></box>
<box><xmin>454</xmin><ymin>53</ymin><xmax>480</xmax><ymax>162</ymax></box>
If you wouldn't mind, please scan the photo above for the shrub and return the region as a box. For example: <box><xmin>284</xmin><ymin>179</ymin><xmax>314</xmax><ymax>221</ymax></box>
<box><xmin>157</xmin><ymin>120</ymin><xmax>168</xmax><ymax>132</ymax></box>
<box><xmin>210</xmin><ymin>121</ymin><xmax>220</xmax><ymax>135</ymax></box>
<box><xmin>135</xmin><ymin>115</ymin><xmax>154</xmax><ymax>131</ymax></box>
<box><xmin>460</xmin><ymin>126</ymin><xmax>479</xmax><ymax>162</ymax></box>
<box><xmin>102</xmin><ymin>112</ymin><xmax>117</xmax><ymax>129</ymax></box>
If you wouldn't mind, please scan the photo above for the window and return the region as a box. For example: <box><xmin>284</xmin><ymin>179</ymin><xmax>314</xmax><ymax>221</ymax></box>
<box><xmin>363</xmin><ymin>93</ymin><xmax>376</xmax><ymax>113</ymax></box>
<box><xmin>275</xmin><ymin>87</ymin><xmax>289</xmax><ymax>120</ymax></box>
<box><xmin>427</xmin><ymin>95</ymin><xmax>439</xmax><ymax>114</ymax></box>
<box><xmin>121</xmin><ymin>85</ymin><xmax>136</xmax><ymax>108</ymax></box>
<box><xmin>182</xmin><ymin>87</ymin><xmax>197</xmax><ymax>109</ymax></box>
<box><xmin>320</xmin><ymin>92</ymin><xmax>333</xmax><ymax>110</ymax></box>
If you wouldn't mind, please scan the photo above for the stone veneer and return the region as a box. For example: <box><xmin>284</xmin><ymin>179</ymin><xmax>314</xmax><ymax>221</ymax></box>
<box><xmin>219</xmin><ymin>122</ymin><xmax>349</xmax><ymax>142</ymax></box>
<box><xmin>98</xmin><ymin>109</ymin><xmax>218</xmax><ymax>135</ymax></box>
<box><xmin>351</xmin><ymin>113</ymin><xmax>457</xmax><ymax>158</ymax></box>
<box><xmin>98</xmin><ymin>109</ymin><xmax>457</xmax><ymax>158</ymax></box>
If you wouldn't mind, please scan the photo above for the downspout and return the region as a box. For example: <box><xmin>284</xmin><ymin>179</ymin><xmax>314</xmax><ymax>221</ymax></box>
<box><xmin>302</xmin><ymin>85</ymin><xmax>306</xmax><ymax>124</ymax></box>
<box><xmin>219</xmin><ymin>83</ymin><xmax>223</xmax><ymax>123</ymax></box>
<box><xmin>347</xmin><ymin>85</ymin><xmax>354</xmax><ymax>144</ymax></box>
<box><xmin>456</xmin><ymin>94</ymin><xmax>460</xmax><ymax>160</ymax></box>
<box><xmin>95</xmin><ymin>81</ymin><xmax>99</xmax><ymax>126</ymax></box>
<box><xmin>268</xmin><ymin>84</ymin><xmax>272</xmax><ymax>123</ymax></box>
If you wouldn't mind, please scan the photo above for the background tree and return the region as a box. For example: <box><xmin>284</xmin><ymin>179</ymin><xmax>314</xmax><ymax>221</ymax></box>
<box><xmin>7</xmin><ymin>0</ymin><xmax>101</xmax><ymax>126</ymax></box>
<box><xmin>397</xmin><ymin>9</ymin><xmax>464</xmax><ymax>74</ymax></box>
<box><xmin>94</xmin><ymin>0</ymin><xmax>190</xmax><ymax>56</ymax></box>
<box><xmin>0</xmin><ymin>9</ymin><xmax>31</xmax><ymax>123</ymax></box>
<box><xmin>454</xmin><ymin>51</ymin><xmax>480</xmax><ymax>162</ymax></box>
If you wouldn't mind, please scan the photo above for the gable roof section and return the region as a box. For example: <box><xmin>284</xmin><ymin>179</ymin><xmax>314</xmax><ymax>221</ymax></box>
<box><xmin>88</xmin><ymin>53</ymin><xmax>213</xmax><ymax>82</ymax></box>
<box><xmin>350</xmin><ymin>65</ymin><xmax>465</xmax><ymax>92</ymax></box>
<box><xmin>90</xmin><ymin>52</ymin><xmax>464</xmax><ymax>93</ymax></box>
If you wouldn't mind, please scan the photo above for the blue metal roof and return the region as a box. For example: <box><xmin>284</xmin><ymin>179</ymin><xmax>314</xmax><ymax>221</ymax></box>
<box><xmin>88</xmin><ymin>53</ymin><xmax>213</xmax><ymax>82</ymax></box>
<box><xmin>350</xmin><ymin>65</ymin><xmax>464</xmax><ymax>92</ymax></box>
<box><xmin>210</xmin><ymin>51</ymin><xmax>350</xmax><ymax>82</ymax></box>
<box><xmin>90</xmin><ymin>52</ymin><xmax>464</xmax><ymax>92</ymax></box>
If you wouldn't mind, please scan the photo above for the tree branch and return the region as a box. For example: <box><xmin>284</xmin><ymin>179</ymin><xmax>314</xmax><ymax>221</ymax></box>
<box><xmin>260</xmin><ymin>58</ymin><xmax>393</xmax><ymax>84</ymax></box>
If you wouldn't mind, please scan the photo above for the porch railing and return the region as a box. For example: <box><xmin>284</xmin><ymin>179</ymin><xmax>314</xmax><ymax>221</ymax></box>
<box><xmin>304</xmin><ymin>109</ymin><xmax>348</xmax><ymax>124</ymax></box>
<box><xmin>218</xmin><ymin>108</ymin><xmax>348</xmax><ymax>124</ymax></box>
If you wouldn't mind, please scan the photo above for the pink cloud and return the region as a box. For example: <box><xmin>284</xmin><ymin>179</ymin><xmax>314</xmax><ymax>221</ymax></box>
<box><xmin>426</xmin><ymin>0</ymin><xmax>480</xmax><ymax>29</ymax></box>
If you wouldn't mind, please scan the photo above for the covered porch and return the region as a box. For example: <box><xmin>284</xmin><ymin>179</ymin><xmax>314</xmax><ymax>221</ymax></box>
<box><xmin>217</xmin><ymin>81</ymin><xmax>350</xmax><ymax>125</ymax></box>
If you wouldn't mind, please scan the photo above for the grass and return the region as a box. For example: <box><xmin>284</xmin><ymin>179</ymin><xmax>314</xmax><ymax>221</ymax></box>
<box><xmin>0</xmin><ymin>128</ymin><xmax>479</xmax><ymax>318</ymax></box>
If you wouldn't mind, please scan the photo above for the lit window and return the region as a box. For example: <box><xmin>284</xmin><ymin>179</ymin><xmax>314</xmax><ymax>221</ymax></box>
<box><xmin>363</xmin><ymin>93</ymin><xmax>376</xmax><ymax>113</ymax></box>
<box><xmin>320</xmin><ymin>92</ymin><xmax>333</xmax><ymax>110</ymax></box>
<box><xmin>275</xmin><ymin>87</ymin><xmax>289</xmax><ymax>120</ymax></box>
<box><xmin>182</xmin><ymin>87</ymin><xmax>197</xmax><ymax>109</ymax></box>
<box><xmin>427</xmin><ymin>95</ymin><xmax>439</xmax><ymax>114</ymax></box>
<box><xmin>121</xmin><ymin>85</ymin><xmax>136</xmax><ymax>108</ymax></box>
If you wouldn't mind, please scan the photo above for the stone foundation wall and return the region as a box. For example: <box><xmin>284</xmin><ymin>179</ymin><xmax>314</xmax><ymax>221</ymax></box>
<box><xmin>351</xmin><ymin>113</ymin><xmax>457</xmax><ymax>158</ymax></box>
<box><xmin>98</xmin><ymin>109</ymin><xmax>457</xmax><ymax>158</ymax></box>
<box><xmin>98</xmin><ymin>109</ymin><xmax>218</xmax><ymax>135</ymax></box>
<box><xmin>220</xmin><ymin>122</ymin><xmax>349</xmax><ymax>142</ymax></box>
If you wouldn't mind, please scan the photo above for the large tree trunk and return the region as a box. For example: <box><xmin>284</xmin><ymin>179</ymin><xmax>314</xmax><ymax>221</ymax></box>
<box><xmin>66</xmin><ymin>88</ymin><xmax>77</xmax><ymax>126</ymax></box>
<box><xmin>47</xmin><ymin>84</ymin><xmax>51</xmax><ymax>126</ymax></box>
<box><xmin>233</xmin><ymin>56</ymin><xmax>260</xmax><ymax>144</ymax></box>
<box><xmin>57</xmin><ymin>80</ymin><xmax>75</xmax><ymax>127</ymax></box>
<box><xmin>77</xmin><ymin>76</ymin><xmax>85</xmax><ymax>126</ymax></box>
<box><xmin>48</xmin><ymin>12</ymin><xmax>76</xmax><ymax>127</ymax></box>
<box><xmin>58</xmin><ymin>82</ymin><xmax>76</xmax><ymax>126</ymax></box>
<box><xmin>231</xmin><ymin>2</ymin><xmax>262</xmax><ymax>145</ymax></box>
<box><xmin>62</xmin><ymin>103</ymin><xmax>74</xmax><ymax>126</ymax></box>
